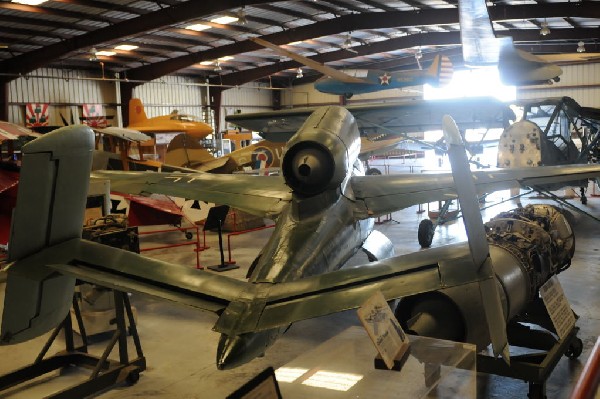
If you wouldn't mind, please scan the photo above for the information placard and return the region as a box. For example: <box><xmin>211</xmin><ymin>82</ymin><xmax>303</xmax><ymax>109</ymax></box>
<box><xmin>539</xmin><ymin>276</ymin><xmax>576</xmax><ymax>339</ymax></box>
<box><xmin>357</xmin><ymin>291</ymin><xmax>409</xmax><ymax>369</ymax></box>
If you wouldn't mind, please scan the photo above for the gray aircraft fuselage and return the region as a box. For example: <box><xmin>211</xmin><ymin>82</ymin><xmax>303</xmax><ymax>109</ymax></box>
<box><xmin>215</xmin><ymin>107</ymin><xmax>377</xmax><ymax>369</ymax></box>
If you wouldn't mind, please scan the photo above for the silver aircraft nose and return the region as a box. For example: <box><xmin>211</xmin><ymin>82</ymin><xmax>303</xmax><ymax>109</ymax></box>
<box><xmin>216</xmin><ymin>329</ymin><xmax>280</xmax><ymax>370</ymax></box>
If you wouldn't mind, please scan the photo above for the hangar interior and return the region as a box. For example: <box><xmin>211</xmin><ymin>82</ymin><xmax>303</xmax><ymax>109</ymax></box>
<box><xmin>0</xmin><ymin>1</ymin><xmax>599</xmax><ymax>398</ymax></box>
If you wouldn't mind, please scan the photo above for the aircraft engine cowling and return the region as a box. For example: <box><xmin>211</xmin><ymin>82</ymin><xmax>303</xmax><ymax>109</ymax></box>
<box><xmin>395</xmin><ymin>204</ymin><xmax>575</xmax><ymax>349</ymax></box>
<box><xmin>282</xmin><ymin>106</ymin><xmax>360</xmax><ymax>197</ymax></box>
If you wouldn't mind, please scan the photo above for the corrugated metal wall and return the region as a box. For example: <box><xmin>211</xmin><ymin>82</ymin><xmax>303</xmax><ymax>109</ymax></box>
<box><xmin>517</xmin><ymin>63</ymin><xmax>600</xmax><ymax>107</ymax></box>
<box><xmin>132</xmin><ymin>76</ymin><xmax>208</xmax><ymax>125</ymax></box>
<box><xmin>7</xmin><ymin>68</ymin><xmax>116</xmax><ymax>126</ymax></box>
<box><xmin>221</xmin><ymin>83</ymin><xmax>274</xmax><ymax>130</ymax></box>
<box><xmin>284</xmin><ymin>63</ymin><xmax>600</xmax><ymax>108</ymax></box>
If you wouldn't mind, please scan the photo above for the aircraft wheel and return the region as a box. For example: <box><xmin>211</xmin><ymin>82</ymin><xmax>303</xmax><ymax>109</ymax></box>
<box><xmin>566</xmin><ymin>337</ymin><xmax>583</xmax><ymax>359</ymax></box>
<box><xmin>126</xmin><ymin>370</ymin><xmax>141</xmax><ymax>385</ymax></box>
<box><xmin>418</xmin><ymin>219</ymin><xmax>435</xmax><ymax>248</ymax></box>
<box><xmin>366</xmin><ymin>168</ymin><xmax>382</xmax><ymax>176</ymax></box>
<box><xmin>344</xmin><ymin>93</ymin><xmax>353</xmax><ymax>99</ymax></box>
<box><xmin>185</xmin><ymin>232</ymin><xmax>194</xmax><ymax>240</ymax></box>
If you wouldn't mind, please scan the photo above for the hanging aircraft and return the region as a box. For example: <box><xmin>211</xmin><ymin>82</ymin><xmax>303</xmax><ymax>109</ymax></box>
<box><xmin>459</xmin><ymin>0</ymin><xmax>562</xmax><ymax>85</ymax></box>
<box><xmin>250</xmin><ymin>37</ymin><xmax>453</xmax><ymax>99</ymax></box>
<box><xmin>127</xmin><ymin>98</ymin><xmax>213</xmax><ymax>139</ymax></box>
<box><xmin>3</xmin><ymin>106</ymin><xmax>600</xmax><ymax>372</ymax></box>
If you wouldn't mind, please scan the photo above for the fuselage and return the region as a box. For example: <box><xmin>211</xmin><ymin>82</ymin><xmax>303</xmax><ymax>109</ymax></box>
<box><xmin>314</xmin><ymin>69</ymin><xmax>436</xmax><ymax>96</ymax></box>
<box><xmin>215</xmin><ymin>106</ymin><xmax>376</xmax><ymax>369</ymax></box>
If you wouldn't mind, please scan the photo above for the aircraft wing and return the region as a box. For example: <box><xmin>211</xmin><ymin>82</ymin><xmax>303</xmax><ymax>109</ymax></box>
<box><xmin>250</xmin><ymin>37</ymin><xmax>365</xmax><ymax>84</ymax></box>
<box><xmin>214</xmin><ymin>242</ymin><xmax>477</xmax><ymax>335</ymax></box>
<box><xmin>358</xmin><ymin>137</ymin><xmax>406</xmax><ymax>161</ymax></box>
<box><xmin>226</xmin><ymin>98</ymin><xmax>513</xmax><ymax>141</ymax></box>
<box><xmin>92</xmin><ymin>170</ymin><xmax>291</xmax><ymax>218</ymax></box>
<box><xmin>351</xmin><ymin>164</ymin><xmax>600</xmax><ymax>219</ymax></box>
<box><xmin>459</xmin><ymin>0</ymin><xmax>508</xmax><ymax>65</ymax></box>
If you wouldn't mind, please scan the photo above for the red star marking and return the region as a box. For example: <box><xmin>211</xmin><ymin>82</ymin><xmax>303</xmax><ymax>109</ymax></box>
<box><xmin>379</xmin><ymin>72</ymin><xmax>391</xmax><ymax>85</ymax></box>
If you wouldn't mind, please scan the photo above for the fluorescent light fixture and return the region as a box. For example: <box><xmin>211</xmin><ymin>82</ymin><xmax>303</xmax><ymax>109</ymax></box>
<box><xmin>211</xmin><ymin>16</ymin><xmax>239</xmax><ymax>24</ymax></box>
<box><xmin>287</xmin><ymin>41</ymin><xmax>302</xmax><ymax>45</ymax></box>
<box><xmin>274</xmin><ymin>367</ymin><xmax>308</xmax><ymax>383</ymax></box>
<box><xmin>115</xmin><ymin>44</ymin><xmax>138</xmax><ymax>51</ymax></box>
<box><xmin>302</xmin><ymin>371</ymin><xmax>363</xmax><ymax>392</ymax></box>
<box><xmin>12</xmin><ymin>0</ymin><xmax>47</xmax><ymax>5</ymax></box>
<box><xmin>186</xmin><ymin>23</ymin><xmax>210</xmax><ymax>32</ymax></box>
<box><xmin>199</xmin><ymin>61</ymin><xmax>214</xmax><ymax>65</ymax></box>
<box><xmin>95</xmin><ymin>50</ymin><xmax>116</xmax><ymax>56</ymax></box>
<box><xmin>218</xmin><ymin>56</ymin><xmax>234</xmax><ymax>61</ymax></box>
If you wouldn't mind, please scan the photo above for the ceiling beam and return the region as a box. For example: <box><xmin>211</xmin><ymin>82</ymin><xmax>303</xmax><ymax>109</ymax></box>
<box><xmin>210</xmin><ymin>27</ymin><xmax>600</xmax><ymax>86</ymax></box>
<box><xmin>0</xmin><ymin>0</ymin><xmax>282</xmax><ymax>82</ymax></box>
<box><xmin>126</xmin><ymin>2</ymin><xmax>599</xmax><ymax>83</ymax></box>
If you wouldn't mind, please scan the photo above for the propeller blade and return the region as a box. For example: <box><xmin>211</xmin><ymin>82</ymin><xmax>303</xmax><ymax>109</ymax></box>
<box><xmin>442</xmin><ymin>115</ymin><xmax>510</xmax><ymax>363</ymax></box>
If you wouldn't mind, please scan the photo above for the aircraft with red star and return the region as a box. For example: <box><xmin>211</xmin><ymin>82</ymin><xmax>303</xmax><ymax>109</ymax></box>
<box><xmin>251</xmin><ymin>37</ymin><xmax>453</xmax><ymax>99</ymax></box>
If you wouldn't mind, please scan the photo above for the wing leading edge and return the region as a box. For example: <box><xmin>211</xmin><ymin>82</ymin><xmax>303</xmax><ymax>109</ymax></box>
<box><xmin>92</xmin><ymin>170</ymin><xmax>291</xmax><ymax>219</ymax></box>
<box><xmin>351</xmin><ymin>164</ymin><xmax>600</xmax><ymax>219</ymax></box>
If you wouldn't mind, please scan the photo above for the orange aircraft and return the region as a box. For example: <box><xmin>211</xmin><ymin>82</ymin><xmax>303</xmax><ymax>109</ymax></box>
<box><xmin>127</xmin><ymin>98</ymin><xmax>213</xmax><ymax>138</ymax></box>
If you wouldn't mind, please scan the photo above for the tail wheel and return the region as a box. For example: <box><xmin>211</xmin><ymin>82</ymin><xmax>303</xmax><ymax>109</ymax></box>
<box><xmin>418</xmin><ymin>219</ymin><xmax>435</xmax><ymax>248</ymax></box>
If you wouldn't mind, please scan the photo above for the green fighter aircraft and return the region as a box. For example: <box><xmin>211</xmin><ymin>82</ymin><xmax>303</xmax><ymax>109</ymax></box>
<box><xmin>2</xmin><ymin>106</ymin><xmax>600</xmax><ymax>370</ymax></box>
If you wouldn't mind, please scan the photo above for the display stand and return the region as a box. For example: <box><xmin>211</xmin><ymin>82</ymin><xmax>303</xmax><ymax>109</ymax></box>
<box><xmin>0</xmin><ymin>289</ymin><xmax>146</xmax><ymax>398</ymax></box>
<box><xmin>205</xmin><ymin>205</ymin><xmax>239</xmax><ymax>272</ymax></box>
<box><xmin>477</xmin><ymin>298</ymin><xmax>583</xmax><ymax>399</ymax></box>
<box><xmin>276</xmin><ymin>327</ymin><xmax>476</xmax><ymax>398</ymax></box>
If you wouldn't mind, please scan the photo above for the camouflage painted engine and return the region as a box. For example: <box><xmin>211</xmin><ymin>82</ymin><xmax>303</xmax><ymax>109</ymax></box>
<box><xmin>396</xmin><ymin>204</ymin><xmax>575</xmax><ymax>347</ymax></box>
<box><xmin>282</xmin><ymin>106</ymin><xmax>361</xmax><ymax>196</ymax></box>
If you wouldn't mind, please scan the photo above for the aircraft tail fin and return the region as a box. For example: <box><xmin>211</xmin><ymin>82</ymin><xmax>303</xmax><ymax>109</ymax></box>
<box><xmin>1</xmin><ymin>126</ymin><xmax>95</xmax><ymax>344</ymax></box>
<box><xmin>442</xmin><ymin>115</ymin><xmax>510</xmax><ymax>363</ymax></box>
<box><xmin>129</xmin><ymin>98</ymin><xmax>148</xmax><ymax>125</ymax></box>
<box><xmin>428</xmin><ymin>55</ymin><xmax>453</xmax><ymax>87</ymax></box>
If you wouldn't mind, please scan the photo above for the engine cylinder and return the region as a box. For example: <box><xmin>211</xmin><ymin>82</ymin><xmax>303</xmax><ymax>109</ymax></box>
<box><xmin>282</xmin><ymin>106</ymin><xmax>360</xmax><ymax>196</ymax></box>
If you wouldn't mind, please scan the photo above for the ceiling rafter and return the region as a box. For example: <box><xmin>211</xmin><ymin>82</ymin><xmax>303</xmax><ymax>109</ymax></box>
<box><xmin>0</xmin><ymin>2</ymin><xmax>119</xmax><ymax>25</ymax></box>
<box><xmin>126</xmin><ymin>2</ymin><xmax>600</xmax><ymax>83</ymax></box>
<box><xmin>0</xmin><ymin>0</ymin><xmax>284</xmax><ymax>82</ymax></box>
<box><xmin>210</xmin><ymin>27</ymin><xmax>600</xmax><ymax>86</ymax></box>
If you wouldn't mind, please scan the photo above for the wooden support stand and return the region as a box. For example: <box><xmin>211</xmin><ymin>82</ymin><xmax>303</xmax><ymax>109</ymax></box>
<box><xmin>0</xmin><ymin>290</ymin><xmax>146</xmax><ymax>398</ymax></box>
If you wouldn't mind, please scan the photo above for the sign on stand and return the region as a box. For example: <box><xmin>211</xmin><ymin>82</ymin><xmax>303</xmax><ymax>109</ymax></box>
<box><xmin>539</xmin><ymin>275</ymin><xmax>576</xmax><ymax>339</ymax></box>
<box><xmin>357</xmin><ymin>291</ymin><xmax>410</xmax><ymax>370</ymax></box>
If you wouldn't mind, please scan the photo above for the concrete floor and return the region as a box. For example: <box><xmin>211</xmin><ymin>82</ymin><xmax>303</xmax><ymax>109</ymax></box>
<box><xmin>0</xmin><ymin>186</ymin><xmax>598</xmax><ymax>398</ymax></box>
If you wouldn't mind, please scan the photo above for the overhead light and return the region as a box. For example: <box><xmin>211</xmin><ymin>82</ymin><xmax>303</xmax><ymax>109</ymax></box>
<box><xmin>211</xmin><ymin>16</ymin><xmax>238</xmax><ymax>24</ymax></box>
<box><xmin>0</xmin><ymin>44</ymin><xmax>7</xmax><ymax>49</ymax></box>
<box><xmin>342</xmin><ymin>34</ymin><xmax>353</xmax><ymax>49</ymax></box>
<box><xmin>540</xmin><ymin>20</ymin><xmax>550</xmax><ymax>36</ymax></box>
<box><xmin>577</xmin><ymin>41</ymin><xmax>586</xmax><ymax>53</ymax></box>
<box><xmin>89</xmin><ymin>48</ymin><xmax>98</xmax><ymax>61</ymax></box>
<box><xmin>288</xmin><ymin>41</ymin><xmax>302</xmax><ymax>46</ymax></box>
<box><xmin>186</xmin><ymin>23</ymin><xmax>210</xmax><ymax>32</ymax></box>
<box><xmin>115</xmin><ymin>44</ymin><xmax>138</xmax><ymax>51</ymax></box>
<box><xmin>12</xmin><ymin>0</ymin><xmax>47</xmax><ymax>4</ymax></box>
<box><xmin>199</xmin><ymin>61</ymin><xmax>214</xmax><ymax>65</ymax></box>
<box><xmin>214</xmin><ymin>61</ymin><xmax>222</xmax><ymax>72</ymax></box>
<box><xmin>218</xmin><ymin>56</ymin><xmax>234</xmax><ymax>61</ymax></box>
<box><xmin>296</xmin><ymin>68</ymin><xmax>303</xmax><ymax>79</ymax></box>
<box><xmin>237</xmin><ymin>8</ymin><xmax>247</xmax><ymax>25</ymax></box>
<box><xmin>95</xmin><ymin>50</ymin><xmax>116</xmax><ymax>56</ymax></box>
